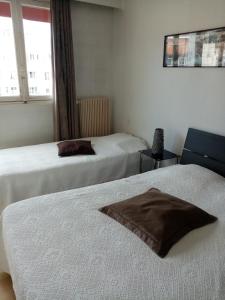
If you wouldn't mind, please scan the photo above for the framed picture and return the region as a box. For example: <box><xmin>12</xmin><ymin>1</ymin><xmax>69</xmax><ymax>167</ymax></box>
<box><xmin>163</xmin><ymin>27</ymin><xmax>225</xmax><ymax>67</ymax></box>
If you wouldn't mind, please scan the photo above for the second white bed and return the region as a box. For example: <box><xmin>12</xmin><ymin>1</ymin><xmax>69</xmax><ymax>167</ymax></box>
<box><xmin>0</xmin><ymin>133</ymin><xmax>146</xmax><ymax>213</ymax></box>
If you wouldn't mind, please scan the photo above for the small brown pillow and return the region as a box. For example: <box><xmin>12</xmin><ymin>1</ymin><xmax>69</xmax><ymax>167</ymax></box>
<box><xmin>99</xmin><ymin>189</ymin><xmax>217</xmax><ymax>258</ymax></box>
<box><xmin>57</xmin><ymin>140</ymin><xmax>95</xmax><ymax>157</ymax></box>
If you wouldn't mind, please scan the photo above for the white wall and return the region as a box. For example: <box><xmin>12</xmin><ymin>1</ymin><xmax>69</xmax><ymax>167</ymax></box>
<box><xmin>0</xmin><ymin>102</ymin><xmax>54</xmax><ymax>149</ymax></box>
<box><xmin>0</xmin><ymin>2</ymin><xmax>114</xmax><ymax>148</ymax></box>
<box><xmin>71</xmin><ymin>1</ymin><xmax>113</xmax><ymax>98</ymax></box>
<box><xmin>112</xmin><ymin>0</ymin><xmax>225</xmax><ymax>154</ymax></box>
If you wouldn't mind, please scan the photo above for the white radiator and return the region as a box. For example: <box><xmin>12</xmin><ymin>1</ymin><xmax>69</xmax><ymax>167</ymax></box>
<box><xmin>78</xmin><ymin>96</ymin><xmax>112</xmax><ymax>138</ymax></box>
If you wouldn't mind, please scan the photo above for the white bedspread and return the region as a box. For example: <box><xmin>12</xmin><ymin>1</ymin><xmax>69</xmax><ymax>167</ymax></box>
<box><xmin>0</xmin><ymin>133</ymin><xmax>146</xmax><ymax>213</ymax></box>
<box><xmin>1</xmin><ymin>164</ymin><xmax>225</xmax><ymax>300</ymax></box>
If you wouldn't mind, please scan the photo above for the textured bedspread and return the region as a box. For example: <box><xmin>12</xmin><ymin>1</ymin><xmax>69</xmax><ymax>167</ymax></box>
<box><xmin>0</xmin><ymin>133</ymin><xmax>146</xmax><ymax>213</ymax></box>
<box><xmin>1</xmin><ymin>165</ymin><xmax>225</xmax><ymax>300</ymax></box>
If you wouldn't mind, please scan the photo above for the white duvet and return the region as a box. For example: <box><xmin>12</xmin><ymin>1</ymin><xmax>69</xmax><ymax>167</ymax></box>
<box><xmin>1</xmin><ymin>164</ymin><xmax>225</xmax><ymax>300</ymax></box>
<box><xmin>0</xmin><ymin>133</ymin><xmax>146</xmax><ymax>213</ymax></box>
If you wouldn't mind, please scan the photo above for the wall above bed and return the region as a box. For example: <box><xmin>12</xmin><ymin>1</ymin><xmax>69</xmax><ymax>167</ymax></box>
<box><xmin>112</xmin><ymin>0</ymin><xmax>225</xmax><ymax>154</ymax></box>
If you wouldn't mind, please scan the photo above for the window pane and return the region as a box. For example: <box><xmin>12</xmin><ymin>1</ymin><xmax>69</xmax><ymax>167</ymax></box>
<box><xmin>22</xmin><ymin>6</ymin><xmax>52</xmax><ymax>97</ymax></box>
<box><xmin>0</xmin><ymin>2</ymin><xmax>20</xmax><ymax>97</ymax></box>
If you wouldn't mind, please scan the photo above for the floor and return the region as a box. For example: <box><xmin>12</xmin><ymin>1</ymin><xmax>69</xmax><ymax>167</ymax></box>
<box><xmin>0</xmin><ymin>273</ymin><xmax>15</xmax><ymax>300</ymax></box>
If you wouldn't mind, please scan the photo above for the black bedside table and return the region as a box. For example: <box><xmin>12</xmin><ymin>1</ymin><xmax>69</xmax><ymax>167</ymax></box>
<box><xmin>139</xmin><ymin>149</ymin><xmax>179</xmax><ymax>173</ymax></box>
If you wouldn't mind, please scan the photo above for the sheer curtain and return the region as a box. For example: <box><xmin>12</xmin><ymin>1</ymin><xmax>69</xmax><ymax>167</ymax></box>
<box><xmin>50</xmin><ymin>0</ymin><xmax>80</xmax><ymax>141</ymax></box>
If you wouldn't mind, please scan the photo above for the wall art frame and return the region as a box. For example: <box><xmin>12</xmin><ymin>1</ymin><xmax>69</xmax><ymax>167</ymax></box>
<box><xmin>163</xmin><ymin>27</ymin><xmax>225</xmax><ymax>68</ymax></box>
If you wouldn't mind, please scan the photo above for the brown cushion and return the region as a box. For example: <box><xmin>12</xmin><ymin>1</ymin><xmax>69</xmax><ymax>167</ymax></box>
<box><xmin>99</xmin><ymin>188</ymin><xmax>217</xmax><ymax>258</ymax></box>
<box><xmin>57</xmin><ymin>140</ymin><xmax>95</xmax><ymax>157</ymax></box>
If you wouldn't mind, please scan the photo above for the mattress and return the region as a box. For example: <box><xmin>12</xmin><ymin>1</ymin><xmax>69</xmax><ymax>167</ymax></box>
<box><xmin>0</xmin><ymin>133</ymin><xmax>146</xmax><ymax>213</ymax></box>
<box><xmin>1</xmin><ymin>164</ymin><xmax>225</xmax><ymax>300</ymax></box>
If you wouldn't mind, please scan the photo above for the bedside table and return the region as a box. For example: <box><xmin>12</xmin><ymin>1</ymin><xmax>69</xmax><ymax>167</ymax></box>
<box><xmin>139</xmin><ymin>149</ymin><xmax>179</xmax><ymax>173</ymax></box>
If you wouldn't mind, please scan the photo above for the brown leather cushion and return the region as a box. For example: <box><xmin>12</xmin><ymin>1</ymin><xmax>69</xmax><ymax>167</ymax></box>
<box><xmin>99</xmin><ymin>188</ymin><xmax>217</xmax><ymax>258</ymax></box>
<box><xmin>57</xmin><ymin>140</ymin><xmax>95</xmax><ymax>157</ymax></box>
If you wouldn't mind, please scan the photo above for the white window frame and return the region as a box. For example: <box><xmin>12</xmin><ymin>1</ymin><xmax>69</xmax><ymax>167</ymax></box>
<box><xmin>0</xmin><ymin>0</ymin><xmax>52</xmax><ymax>103</ymax></box>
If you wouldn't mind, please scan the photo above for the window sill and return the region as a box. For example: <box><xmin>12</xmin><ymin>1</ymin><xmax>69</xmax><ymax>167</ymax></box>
<box><xmin>0</xmin><ymin>99</ymin><xmax>53</xmax><ymax>105</ymax></box>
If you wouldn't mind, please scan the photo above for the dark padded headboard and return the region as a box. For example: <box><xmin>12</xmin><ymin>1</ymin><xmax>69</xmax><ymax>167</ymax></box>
<box><xmin>180</xmin><ymin>128</ymin><xmax>225</xmax><ymax>177</ymax></box>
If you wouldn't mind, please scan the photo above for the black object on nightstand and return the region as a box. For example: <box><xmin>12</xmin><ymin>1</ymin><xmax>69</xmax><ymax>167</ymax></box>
<box><xmin>139</xmin><ymin>149</ymin><xmax>179</xmax><ymax>173</ymax></box>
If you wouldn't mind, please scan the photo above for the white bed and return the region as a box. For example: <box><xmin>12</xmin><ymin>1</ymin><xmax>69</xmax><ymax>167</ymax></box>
<box><xmin>0</xmin><ymin>133</ymin><xmax>146</xmax><ymax>213</ymax></box>
<box><xmin>1</xmin><ymin>164</ymin><xmax>225</xmax><ymax>300</ymax></box>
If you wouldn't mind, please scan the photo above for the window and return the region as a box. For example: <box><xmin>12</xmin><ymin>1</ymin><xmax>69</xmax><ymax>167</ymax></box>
<box><xmin>0</xmin><ymin>0</ymin><xmax>52</xmax><ymax>102</ymax></box>
<box><xmin>29</xmin><ymin>86</ymin><xmax>38</xmax><ymax>95</ymax></box>
<box><xmin>22</xmin><ymin>5</ymin><xmax>52</xmax><ymax>97</ymax></box>
<box><xmin>44</xmin><ymin>72</ymin><xmax>50</xmax><ymax>80</ymax></box>
<box><xmin>29</xmin><ymin>71</ymin><xmax>35</xmax><ymax>79</ymax></box>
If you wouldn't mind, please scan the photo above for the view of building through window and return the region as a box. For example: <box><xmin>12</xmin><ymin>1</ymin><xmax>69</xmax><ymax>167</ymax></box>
<box><xmin>0</xmin><ymin>2</ymin><xmax>20</xmax><ymax>97</ymax></box>
<box><xmin>0</xmin><ymin>2</ymin><xmax>52</xmax><ymax>99</ymax></box>
<box><xmin>22</xmin><ymin>6</ymin><xmax>52</xmax><ymax>97</ymax></box>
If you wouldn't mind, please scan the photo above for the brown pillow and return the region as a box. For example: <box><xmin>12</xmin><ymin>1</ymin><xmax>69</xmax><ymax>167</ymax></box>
<box><xmin>99</xmin><ymin>188</ymin><xmax>217</xmax><ymax>258</ymax></box>
<box><xmin>57</xmin><ymin>140</ymin><xmax>95</xmax><ymax>157</ymax></box>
